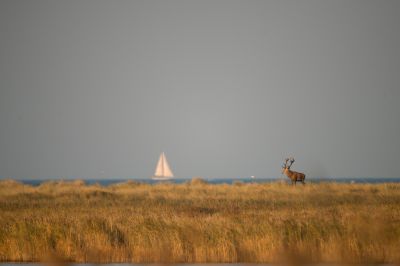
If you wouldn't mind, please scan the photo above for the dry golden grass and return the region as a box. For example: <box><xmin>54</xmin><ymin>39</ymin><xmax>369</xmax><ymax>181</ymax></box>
<box><xmin>0</xmin><ymin>179</ymin><xmax>399</xmax><ymax>263</ymax></box>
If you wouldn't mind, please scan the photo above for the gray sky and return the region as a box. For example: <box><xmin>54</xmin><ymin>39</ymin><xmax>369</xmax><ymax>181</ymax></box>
<box><xmin>1</xmin><ymin>0</ymin><xmax>400</xmax><ymax>179</ymax></box>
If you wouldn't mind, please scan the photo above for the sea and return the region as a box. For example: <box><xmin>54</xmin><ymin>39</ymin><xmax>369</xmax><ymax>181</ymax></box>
<box><xmin>13</xmin><ymin>177</ymin><xmax>400</xmax><ymax>186</ymax></box>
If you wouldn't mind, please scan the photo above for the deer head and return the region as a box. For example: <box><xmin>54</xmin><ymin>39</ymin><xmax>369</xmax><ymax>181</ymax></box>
<box><xmin>281</xmin><ymin>158</ymin><xmax>289</xmax><ymax>173</ymax></box>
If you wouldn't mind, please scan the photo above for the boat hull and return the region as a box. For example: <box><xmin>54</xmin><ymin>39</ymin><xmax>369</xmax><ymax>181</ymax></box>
<box><xmin>151</xmin><ymin>177</ymin><xmax>174</xmax><ymax>181</ymax></box>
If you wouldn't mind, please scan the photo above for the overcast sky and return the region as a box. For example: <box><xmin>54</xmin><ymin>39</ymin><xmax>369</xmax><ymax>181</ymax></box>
<box><xmin>1</xmin><ymin>0</ymin><xmax>400</xmax><ymax>179</ymax></box>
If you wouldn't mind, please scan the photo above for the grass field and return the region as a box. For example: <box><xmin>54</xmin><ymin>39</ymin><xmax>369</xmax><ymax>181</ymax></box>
<box><xmin>0</xmin><ymin>179</ymin><xmax>399</xmax><ymax>263</ymax></box>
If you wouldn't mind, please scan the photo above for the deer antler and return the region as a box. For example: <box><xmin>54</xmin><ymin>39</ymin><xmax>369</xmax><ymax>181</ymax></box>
<box><xmin>282</xmin><ymin>158</ymin><xmax>289</xmax><ymax>168</ymax></box>
<box><xmin>287</xmin><ymin>157</ymin><xmax>295</xmax><ymax>169</ymax></box>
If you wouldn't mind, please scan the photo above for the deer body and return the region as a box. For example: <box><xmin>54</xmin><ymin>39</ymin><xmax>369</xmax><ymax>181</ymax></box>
<box><xmin>282</xmin><ymin>157</ymin><xmax>306</xmax><ymax>185</ymax></box>
<box><xmin>283</xmin><ymin>168</ymin><xmax>305</xmax><ymax>185</ymax></box>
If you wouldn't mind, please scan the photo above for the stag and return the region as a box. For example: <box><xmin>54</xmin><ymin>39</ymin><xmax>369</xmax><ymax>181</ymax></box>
<box><xmin>282</xmin><ymin>157</ymin><xmax>306</xmax><ymax>185</ymax></box>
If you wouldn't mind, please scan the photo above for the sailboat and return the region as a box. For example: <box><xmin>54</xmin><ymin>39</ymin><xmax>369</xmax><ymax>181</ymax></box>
<box><xmin>152</xmin><ymin>152</ymin><xmax>174</xmax><ymax>180</ymax></box>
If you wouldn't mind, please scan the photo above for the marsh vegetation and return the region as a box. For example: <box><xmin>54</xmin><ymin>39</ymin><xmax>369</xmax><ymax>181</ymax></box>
<box><xmin>0</xmin><ymin>179</ymin><xmax>399</xmax><ymax>263</ymax></box>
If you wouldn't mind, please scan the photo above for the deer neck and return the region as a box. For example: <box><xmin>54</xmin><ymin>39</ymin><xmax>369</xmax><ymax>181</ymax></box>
<box><xmin>284</xmin><ymin>168</ymin><xmax>294</xmax><ymax>176</ymax></box>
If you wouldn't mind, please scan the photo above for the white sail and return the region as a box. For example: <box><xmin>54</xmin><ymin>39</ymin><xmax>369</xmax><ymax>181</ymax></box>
<box><xmin>154</xmin><ymin>153</ymin><xmax>164</xmax><ymax>177</ymax></box>
<box><xmin>153</xmin><ymin>152</ymin><xmax>174</xmax><ymax>179</ymax></box>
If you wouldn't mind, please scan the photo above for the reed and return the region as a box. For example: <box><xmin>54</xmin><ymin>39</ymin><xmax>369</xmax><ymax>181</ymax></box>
<box><xmin>0</xmin><ymin>179</ymin><xmax>399</xmax><ymax>263</ymax></box>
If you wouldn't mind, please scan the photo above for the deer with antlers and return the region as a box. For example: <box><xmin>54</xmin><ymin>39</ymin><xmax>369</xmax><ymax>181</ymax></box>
<box><xmin>282</xmin><ymin>157</ymin><xmax>306</xmax><ymax>185</ymax></box>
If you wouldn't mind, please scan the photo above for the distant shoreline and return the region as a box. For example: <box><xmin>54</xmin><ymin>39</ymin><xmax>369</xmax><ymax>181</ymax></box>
<box><xmin>2</xmin><ymin>177</ymin><xmax>400</xmax><ymax>186</ymax></box>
